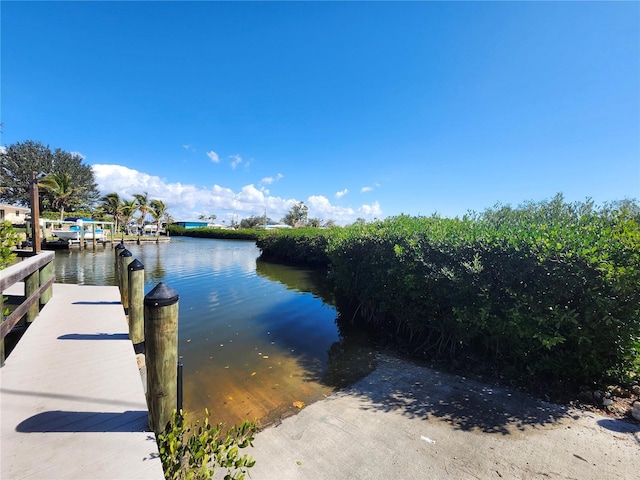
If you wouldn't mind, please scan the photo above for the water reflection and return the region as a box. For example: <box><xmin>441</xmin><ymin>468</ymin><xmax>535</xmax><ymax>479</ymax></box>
<box><xmin>51</xmin><ymin>238</ymin><xmax>377</xmax><ymax>426</ymax></box>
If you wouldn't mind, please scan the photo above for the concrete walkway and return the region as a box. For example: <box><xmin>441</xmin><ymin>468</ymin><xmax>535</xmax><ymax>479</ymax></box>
<box><xmin>243</xmin><ymin>355</ymin><xmax>638</xmax><ymax>480</ymax></box>
<box><xmin>1</xmin><ymin>283</ymin><xmax>164</xmax><ymax>480</ymax></box>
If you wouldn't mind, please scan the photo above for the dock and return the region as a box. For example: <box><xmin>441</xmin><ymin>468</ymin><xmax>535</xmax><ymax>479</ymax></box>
<box><xmin>0</xmin><ymin>283</ymin><xmax>164</xmax><ymax>479</ymax></box>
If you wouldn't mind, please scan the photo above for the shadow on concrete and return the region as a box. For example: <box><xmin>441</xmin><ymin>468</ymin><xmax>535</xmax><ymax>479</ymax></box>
<box><xmin>16</xmin><ymin>410</ymin><xmax>149</xmax><ymax>433</ymax></box>
<box><xmin>597</xmin><ymin>418</ymin><xmax>640</xmax><ymax>444</ymax></box>
<box><xmin>342</xmin><ymin>355</ymin><xmax>576</xmax><ymax>435</ymax></box>
<box><xmin>71</xmin><ymin>301</ymin><xmax>121</xmax><ymax>305</ymax></box>
<box><xmin>57</xmin><ymin>333</ymin><xmax>129</xmax><ymax>340</ymax></box>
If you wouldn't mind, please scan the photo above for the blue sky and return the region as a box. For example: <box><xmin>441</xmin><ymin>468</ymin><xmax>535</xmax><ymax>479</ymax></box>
<box><xmin>2</xmin><ymin>1</ymin><xmax>638</xmax><ymax>224</ymax></box>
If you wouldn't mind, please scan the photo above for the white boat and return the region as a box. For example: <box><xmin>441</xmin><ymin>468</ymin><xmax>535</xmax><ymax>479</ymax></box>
<box><xmin>52</xmin><ymin>219</ymin><xmax>108</xmax><ymax>243</ymax></box>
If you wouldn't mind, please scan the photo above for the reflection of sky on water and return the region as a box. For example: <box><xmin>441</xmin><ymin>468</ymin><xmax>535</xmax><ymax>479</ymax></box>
<box><xmin>51</xmin><ymin>237</ymin><xmax>361</xmax><ymax>425</ymax></box>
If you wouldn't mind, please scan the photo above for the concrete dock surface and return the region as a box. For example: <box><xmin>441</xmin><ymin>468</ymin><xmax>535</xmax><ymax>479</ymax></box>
<box><xmin>241</xmin><ymin>354</ymin><xmax>638</xmax><ymax>480</ymax></box>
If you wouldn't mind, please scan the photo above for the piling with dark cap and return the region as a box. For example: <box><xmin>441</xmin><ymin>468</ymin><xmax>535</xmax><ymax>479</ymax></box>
<box><xmin>144</xmin><ymin>282</ymin><xmax>179</xmax><ymax>434</ymax></box>
<box><xmin>114</xmin><ymin>241</ymin><xmax>126</xmax><ymax>278</ymax></box>
<box><xmin>118</xmin><ymin>248</ymin><xmax>134</xmax><ymax>311</ymax></box>
<box><xmin>128</xmin><ymin>258</ymin><xmax>145</xmax><ymax>351</ymax></box>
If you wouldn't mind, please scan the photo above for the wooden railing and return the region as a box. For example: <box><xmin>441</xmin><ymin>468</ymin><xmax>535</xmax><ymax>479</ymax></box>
<box><xmin>0</xmin><ymin>251</ymin><xmax>55</xmax><ymax>366</ymax></box>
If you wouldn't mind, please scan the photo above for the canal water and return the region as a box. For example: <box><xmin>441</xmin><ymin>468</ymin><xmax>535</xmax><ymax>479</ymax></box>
<box><xmin>51</xmin><ymin>237</ymin><xmax>376</xmax><ymax>426</ymax></box>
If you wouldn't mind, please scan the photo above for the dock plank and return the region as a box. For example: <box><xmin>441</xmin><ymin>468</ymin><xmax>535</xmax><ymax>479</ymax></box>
<box><xmin>1</xmin><ymin>283</ymin><xmax>164</xmax><ymax>480</ymax></box>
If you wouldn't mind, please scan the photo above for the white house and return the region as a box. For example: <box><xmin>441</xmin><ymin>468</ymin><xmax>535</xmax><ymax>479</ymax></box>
<box><xmin>0</xmin><ymin>203</ymin><xmax>30</xmax><ymax>225</ymax></box>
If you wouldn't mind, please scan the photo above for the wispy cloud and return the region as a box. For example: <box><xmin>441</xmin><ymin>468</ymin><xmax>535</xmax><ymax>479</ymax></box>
<box><xmin>335</xmin><ymin>188</ymin><xmax>349</xmax><ymax>199</ymax></box>
<box><xmin>230</xmin><ymin>154</ymin><xmax>242</xmax><ymax>169</ymax></box>
<box><xmin>70</xmin><ymin>151</ymin><xmax>85</xmax><ymax>159</ymax></box>
<box><xmin>361</xmin><ymin>183</ymin><xmax>380</xmax><ymax>193</ymax></box>
<box><xmin>182</xmin><ymin>144</ymin><xmax>194</xmax><ymax>151</ymax></box>
<box><xmin>206</xmin><ymin>151</ymin><xmax>220</xmax><ymax>163</ymax></box>
<box><xmin>261</xmin><ymin>173</ymin><xmax>284</xmax><ymax>185</ymax></box>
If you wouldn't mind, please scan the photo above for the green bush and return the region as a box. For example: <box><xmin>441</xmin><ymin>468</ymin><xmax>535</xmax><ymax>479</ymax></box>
<box><xmin>166</xmin><ymin>225</ymin><xmax>263</xmax><ymax>241</ymax></box>
<box><xmin>257</xmin><ymin>195</ymin><xmax>640</xmax><ymax>387</ymax></box>
<box><xmin>157</xmin><ymin>409</ymin><xmax>257</xmax><ymax>480</ymax></box>
<box><xmin>0</xmin><ymin>221</ymin><xmax>20</xmax><ymax>269</ymax></box>
<box><xmin>256</xmin><ymin>227</ymin><xmax>332</xmax><ymax>267</ymax></box>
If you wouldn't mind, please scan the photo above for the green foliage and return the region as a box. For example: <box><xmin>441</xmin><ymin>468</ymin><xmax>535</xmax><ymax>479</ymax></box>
<box><xmin>281</xmin><ymin>202</ymin><xmax>308</xmax><ymax>227</ymax></box>
<box><xmin>256</xmin><ymin>227</ymin><xmax>332</xmax><ymax>267</ymax></box>
<box><xmin>258</xmin><ymin>195</ymin><xmax>640</xmax><ymax>388</ymax></box>
<box><xmin>157</xmin><ymin>409</ymin><xmax>256</xmax><ymax>480</ymax></box>
<box><xmin>0</xmin><ymin>140</ymin><xmax>98</xmax><ymax>209</ymax></box>
<box><xmin>167</xmin><ymin>225</ymin><xmax>265</xmax><ymax>241</ymax></box>
<box><xmin>0</xmin><ymin>221</ymin><xmax>20</xmax><ymax>269</ymax></box>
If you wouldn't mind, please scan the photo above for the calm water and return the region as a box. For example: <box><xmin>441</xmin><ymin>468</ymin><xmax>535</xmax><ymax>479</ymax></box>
<box><xmin>51</xmin><ymin>237</ymin><xmax>376</xmax><ymax>426</ymax></box>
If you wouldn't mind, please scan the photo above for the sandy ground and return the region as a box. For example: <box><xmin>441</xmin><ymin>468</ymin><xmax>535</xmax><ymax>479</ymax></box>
<box><xmin>228</xmin><ymin>354</ymin><xmax>638</xmax><ymax>480</ymax></box>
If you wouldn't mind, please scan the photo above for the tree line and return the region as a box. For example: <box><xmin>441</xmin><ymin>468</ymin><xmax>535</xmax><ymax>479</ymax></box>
<box><xmin>0</xmin><ymin>140</ymin><xmax>170</xmax><ymax>235</ymax></box>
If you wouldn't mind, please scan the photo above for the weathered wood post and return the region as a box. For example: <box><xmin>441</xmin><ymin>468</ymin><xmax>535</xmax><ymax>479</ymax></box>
<box><xmin>92</xmin><ymin>223</ymin><xmax>97</xmax><ymax>249</ymax></box>
<box><xmin>25</xmin><ymin>269</ymin><xmax>40</xmax><ymax>323</ymax></box>
<box><xmin>144</xmin><ymin>282</ymin><xmax>179</xmax><ymax>434</ymax></box>
<box><xmin>114</xmin><ymin>241</ymin><xmax>125</xmax><ymax>277</ymax></box>
<box><xmin>128</xmin><ymin>258</ymin><xmax>145</xmax><ymax>352</ymax></box>
<box><xmin>118</xmin><ymin>248</ymin><xmax>133</xmax><ymax>312</ymax></box>
<box><xmin>39</xmin><ymin>259</ymin><xmax>54</xmax><ymax>306</ymax></box>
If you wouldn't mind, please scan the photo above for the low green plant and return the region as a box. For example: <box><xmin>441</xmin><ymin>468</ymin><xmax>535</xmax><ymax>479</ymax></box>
<box><xmin>0</xmin><ymin>221</ymin><xmax>19</xmax><ymax>269</ymax></box>
<box><xmin>157</xmin><ymin>409</ymin><xmax>257</xmax><ymax>480</ymax></box>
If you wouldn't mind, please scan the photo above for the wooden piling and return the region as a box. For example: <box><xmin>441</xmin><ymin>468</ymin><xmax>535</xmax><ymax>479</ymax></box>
<box><xmin>144</xmin><ymin>282</ymin><xmax>179</xmax><ymax>435</ymax></box>
<box><xmin>118</xmin><ymin>249</ymin><xmax>133</xmax><ymax>312</ymax></box>
<box><xmin>25</xmin><ymin>270</ymin><xmax>39</xmax><ymax>323</ymax></box>
<box><xmin>128</xmin><ymin>259</ymin><xmax>145</xmax><ymax>350</ymax></box>
<box><xmin>39</xmin><ymin>260</ymin><xmax>53</xmax><ymax>305</ymax></box>
<box><xmin>114</xmin><ymin>242</ymin><xmax>126</xmax><ymax>278</ymax></box>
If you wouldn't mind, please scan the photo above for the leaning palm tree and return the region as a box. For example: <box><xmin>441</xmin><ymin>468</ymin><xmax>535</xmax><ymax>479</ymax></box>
<box><xmin>98</xmin><ymin>192</ymin><xmax>123</xmax><ymax>233</ymax></box>
<box><xmin>133</xmin><ymin>192</ymin><xmax>152</xmax><ymax>237</ymax></box>
<box><xmin>38</xmin><ymin>172</ymin><xmax>82</xmax><ymax>220</ymax></box>
<box><xmin>150</xmin><ymin>199</ymin><xmax>168</xmax><ymax>237</ymax></box>
<box><xmin>120</xmin><ymin>199</ymin><xmax>138</xmax><ymax>236</ymax></box>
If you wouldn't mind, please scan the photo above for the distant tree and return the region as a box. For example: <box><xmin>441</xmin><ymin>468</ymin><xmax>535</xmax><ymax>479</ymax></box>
<box><xmin>0</xmin><ymin>140</ymin><xmax>98</xmax><ymax>209</ymax></box>
<box><xmin>281</xmin><ymin>202</ymin><xmax>308</xmax><ymax>227</ymax></box>
<box><xmin>307</xmin><ymin>217</ymin><xmax>321</xmax><ymax>228</ymax></box>
<box><xmin>239</xmin><ymin>215</ymin><xmax>269</xmax><ymax>229</ymax></box>
<box><xmin>323</xmin><ymin>219</ymin><xmax>336</xmax><ymax>228</ymax></box>
<box><xmin>38</xmin><ymin>172</ymin><xmax>82</xmax><ymax>220</ymax></box>
<box><xmin>98</xmin><ymin>192</ymin><xmax>123</xmax><ymax>233</ymax></box>
<box><xmin>133</xmin><ymin>192</ymin><xmax>153</xmax><ymax>235</ymax></box>
<box><xmin>121</xmin><ymin>199</ymin><xmax>138</xmax><ymax>235</ymax></box>
<box><xmin>150</xmin><ymin>199</ymin><xmax>169</xmax><ymax>236</ymax></box>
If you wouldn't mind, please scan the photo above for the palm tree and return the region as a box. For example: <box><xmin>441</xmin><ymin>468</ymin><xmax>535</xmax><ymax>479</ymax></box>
<box><xmin>150</xmin><ymin>199</ymin><xmax>168</xmax><ymax>237</ymax></box>
<box><xmin>133</xmin><ymin>192</ymin><xmax>152</xmax><ymax>236</ymax></box>
<box><xmin>120</xmin><ymin>199</ymin><xmax>138</xmax><ymax>236</ymax></box>
<box><xmin>38</xmin><ymin>172</ymin><xmax>81</xmax><ymax>220</ymax></box>
<box><xmin>98</xmin><ymin>192</ymin><xmax>123</xmax><ymax>233</ymax></box>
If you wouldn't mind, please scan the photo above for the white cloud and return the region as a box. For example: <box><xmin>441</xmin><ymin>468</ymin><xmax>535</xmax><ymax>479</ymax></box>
<box><xmin>335</xmin><ymin>188</ymin><xmax>348</xmax><ymax>199</ymax></box>
<box><xmin>182</xmin><ymin>144</ymin><xmax>192</xmax><ymax>150</ymax></box>
<box><xmin>206</xmin><ymin>151</ymin><xmax>219</xmax><ymax>163</ymax></box>
<box><xmin>70</xmin><ymin>151</ymin><xmax>85</xmax><ymax>159</ymax></box>
<box><xmin>0</xmin><ymin>146</ymin><xmax>6</xmax><ymax>154</ymax></box>
<box><xmin>261</xmin><ymin>173</ymin><xmax>284</xmax><ymax>185</ymax></box>
<box><xmin>92</xmin><ymin>163</ymin><xmax>380</xmax><ymax>225</ymax></box>
<box><xmin>229</xmin><ymin>154</ymin><xmax>242</xmax><ymax>169</ymax></box>
<box><xmin>307</xmin><ymin>195</ymin><xmax>356</xmax><ymax>223</ymax></box>
<box><xmin>361</xmin><ymin>186</ymin><xmax>373</xmax><ymax>193</ymax></box>
<box><xmin>358</xmin><ymin>201</ymin><xmax>382</xmax><ymax>217</ymax></box>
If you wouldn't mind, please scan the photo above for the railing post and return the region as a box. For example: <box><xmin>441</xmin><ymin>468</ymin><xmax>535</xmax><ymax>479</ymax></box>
<box><xmin>128</xmin><ymin>258</ymin><xmax>145</xmax><ymax>352</ymax></box>
<box><xmin>39</xmin><ymin>260</ymin><xmax>54</xmax><ymax>306</ymax></box>
<box><xmin>144</xmin><ymin>282</ymin><xmax>179</xmax><ymax>435</ymax></box>
<box><xmin>25</xmin><ymin>270</ymin><xmax>40</xmax><ymax>323</ymax></box>
<box><xmin>118</xmin><ymin>249</ymin><xmax>133</xmax><ymax>312</ymax></box>
<box><xmin>114</xmin><ymin>241</ymin><xmax>125</xmax><ymax>279</ymax></box>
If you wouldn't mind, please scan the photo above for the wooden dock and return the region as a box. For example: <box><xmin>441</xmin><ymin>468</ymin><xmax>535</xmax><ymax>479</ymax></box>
<box><xmin>0</xmin><ymin>283</ymin><xmax>165</xmax><ymax>479</ymax></box>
